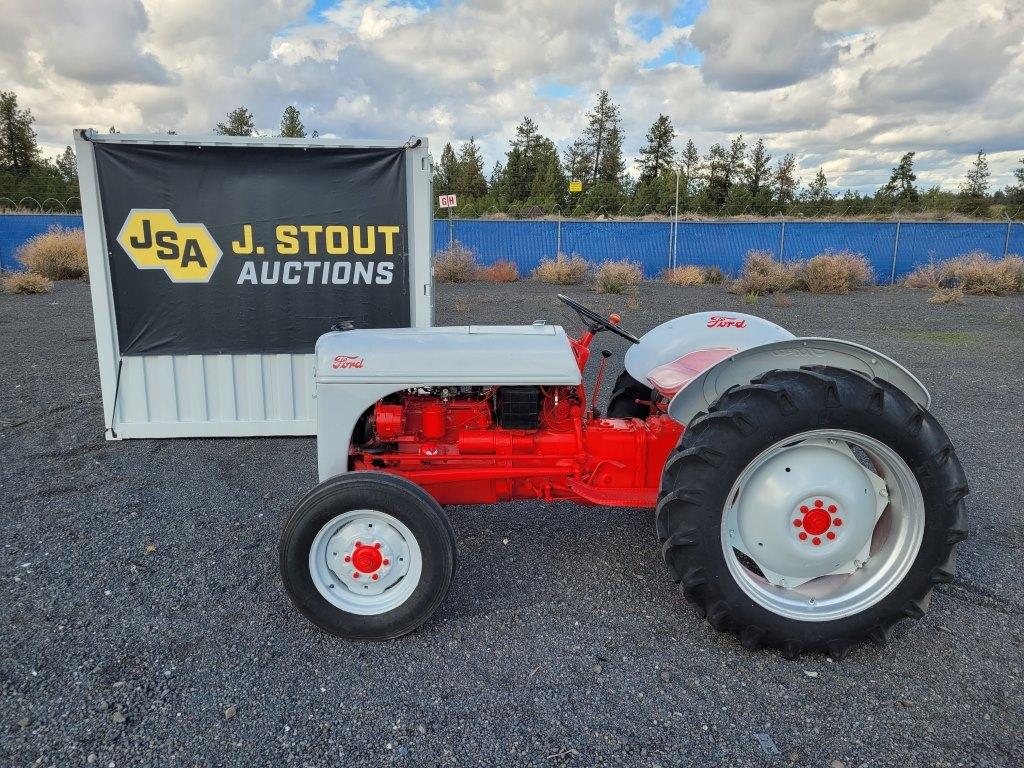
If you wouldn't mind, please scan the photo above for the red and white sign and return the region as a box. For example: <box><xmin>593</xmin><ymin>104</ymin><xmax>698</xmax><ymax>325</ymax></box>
<box><xmin>438</xmin><ymin>194</ymin><xmax>458</xmax><ymax>209</ymax></box>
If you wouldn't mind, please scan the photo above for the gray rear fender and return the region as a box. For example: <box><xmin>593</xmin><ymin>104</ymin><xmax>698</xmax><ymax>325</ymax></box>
<box><xmin>666</xmin><ymin>337</ymin><xmax>931</xmax><ymax>427</ymax></box>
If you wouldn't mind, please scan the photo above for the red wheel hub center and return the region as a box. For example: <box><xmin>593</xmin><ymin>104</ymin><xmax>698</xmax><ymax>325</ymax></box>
<box><xmin>793</xmin><ymin>498</ymin><xmax>843</xmax><ymax>544</ymax></box>
<box><xmin>351</xmin><ymin>544</ymin><xmax>383</xmax><ymax>573</ymax></box>
<box><xmin>802</xmin><ymin>508</ymin><xmax>831</xmax><ymax>535</ymax></box>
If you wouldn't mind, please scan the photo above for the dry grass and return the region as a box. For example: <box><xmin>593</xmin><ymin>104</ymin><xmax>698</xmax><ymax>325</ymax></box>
<box><xmin>730</xmin><ymin>250</ymin><xmax>798</xmax><ymax>295</ymax></box>
<box><xmin>16</xmin><ymin>227</ymin><xmax>88</xmax><ymax>280</ymax></box>
<box><xmin>795</xmin><ymin>250</ymin><xmax>874</xmax><ymax>294</ymax></box>
<box><xmin>906</xmin><ymin>252</ymin><xmax>1024</xmax><ymax>295</ymax></box>
<box><xmin>477</xmin><ymin>260</ymin><xmax>519</xmax><ymax>283</ymax></box>
<box><xmin>594</xmin><ymin>260</ymin><xmax>644</xmax><ymax>294</ymax></box>
<box><xmin>3</xmin><ymin>271</ymin><xmax>54</xmax><ymax>294</ymax></box>
<box><xmin>433</xmin><ymin>242</ymin><xmax>478</xmax><ymax>283</ymax></box>
<box><xmin>624</xmin><ymin>294</ymin><xmax>641</xmax><ymax>310</ymax></box>
<box><xmin>532</xmin><ymin>253</ymin><xmax>591</xmax><ymax>285</ymax></box>
<box><xmin>662</xmin><ymin>265</ymin><xmax>708</xmax><ymax>286</ymax></box>
<box><xmin>704</xmin><ymin>266</ymin><xmax>726</xmax><ymax>285</ymax></box>
<box><xmin>927</xmin><ymin>286</ymin><xmax>965</xmax><ymax>304</ymax></box>
<box><xmin>904</xmin><ymin>261</ymin><xmax>941</xmax><ymax>290</ymax></box>
<box><xmin>941</xmin><ymin>252</ymin><xmax>1023</xmax><ymax>295</ymax></box>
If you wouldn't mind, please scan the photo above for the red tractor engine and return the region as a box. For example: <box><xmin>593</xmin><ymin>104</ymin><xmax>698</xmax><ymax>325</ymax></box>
<box><xmin>351</xmin><ymin>386</ymin><xmax>681</xmax><ymax>507</ymax></box>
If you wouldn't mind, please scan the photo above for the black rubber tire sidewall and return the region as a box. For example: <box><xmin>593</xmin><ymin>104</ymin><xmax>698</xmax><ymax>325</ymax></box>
<box><xmin>280</xmin><ymin>472</ymin><xmax>457</xmax><ymax>640</ymax></box>
<box><xmin>606</xmin><ymin>369</ymin><xmax>653</xmax><ymax>419</ymax></box>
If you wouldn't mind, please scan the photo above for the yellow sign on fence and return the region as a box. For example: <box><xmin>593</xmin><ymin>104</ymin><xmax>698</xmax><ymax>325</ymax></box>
<box><xmin>568</xmin><ymin>180</ymin><xmax>583</xmax><ymax>193</ymax></box>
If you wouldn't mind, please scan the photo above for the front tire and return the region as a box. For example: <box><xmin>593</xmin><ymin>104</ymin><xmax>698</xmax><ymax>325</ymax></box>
<box><xmin>656</xmin><ymin>366</ymin><xmax>968</xmax><ymax>657</ymax></box>
<box><xmin>280</xmin><ymin>472</ymin><xmax>456</xmax><ymax>640</ymax></box>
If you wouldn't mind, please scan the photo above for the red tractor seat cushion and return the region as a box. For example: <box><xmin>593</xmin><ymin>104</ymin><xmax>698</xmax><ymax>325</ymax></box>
<box><xmin>646</xmin><ymin>347</ymin><xmax>738</xmax><ymax>397</ymax></box>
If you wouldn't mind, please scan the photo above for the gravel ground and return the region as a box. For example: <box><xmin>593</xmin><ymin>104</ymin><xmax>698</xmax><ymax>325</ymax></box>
<box><xmin>2</xmin><ymin>280</ymin><xmax>1023</xmax><ymax>768</ymax></box>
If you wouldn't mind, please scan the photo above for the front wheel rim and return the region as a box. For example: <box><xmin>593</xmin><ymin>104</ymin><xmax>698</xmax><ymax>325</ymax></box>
<box><xmin>721</xmin><ymin>429</ymin><xmax>925</xmax><ymax>622</ymax></box>
<box><xmin>309</xmin><ymin>509</ymin><xmax>423</xmax><ymax>616</ymax></box>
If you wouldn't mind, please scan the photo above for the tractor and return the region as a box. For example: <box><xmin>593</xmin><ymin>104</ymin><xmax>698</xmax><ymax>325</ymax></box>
<box><xmin>279</xmin><ymin>294</ymin><xmax>967</xmax><ymax>657</ymax></box>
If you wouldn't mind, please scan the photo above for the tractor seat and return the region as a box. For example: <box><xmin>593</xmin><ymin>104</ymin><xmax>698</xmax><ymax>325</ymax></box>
<box><xmin>646</xmin><ymin>347</ymin><xmax>738</xmax><ymax>398</ymax></box>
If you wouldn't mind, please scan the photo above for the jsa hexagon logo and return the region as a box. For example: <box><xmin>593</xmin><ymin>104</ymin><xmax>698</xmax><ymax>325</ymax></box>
<box><xmin>117</xmin><ymin>209</ymin><xmax>222</xmax><ymax>283</ymax></box>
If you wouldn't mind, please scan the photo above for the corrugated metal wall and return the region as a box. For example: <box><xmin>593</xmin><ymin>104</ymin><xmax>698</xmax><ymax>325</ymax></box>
<box><xmin>112</xmin><ymin>353</ymin><xmax>315</xmax><ymax>438</ymax></box>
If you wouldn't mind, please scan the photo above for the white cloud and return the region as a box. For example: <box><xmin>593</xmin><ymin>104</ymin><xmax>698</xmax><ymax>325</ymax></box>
<box><xmin>0</xmin><ymin>0</ymin><xmax>1022</xmax><ymax>192</ymax></box>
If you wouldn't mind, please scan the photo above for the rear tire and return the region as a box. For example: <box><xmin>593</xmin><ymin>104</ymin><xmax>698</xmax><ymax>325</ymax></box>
<box><xmin>280</xmin><ymin>472</ymin><xmax>456</xmax><ymax>640</ymax></box>
<box><xmin>607</xmin><ymin>370</ymin><xmax>653</xmax><ymax>419</ymax></box>
<box><xmin>656</xmin><ymin>366</ymin><xmax>968</xmax><ymax>657</ymax></box>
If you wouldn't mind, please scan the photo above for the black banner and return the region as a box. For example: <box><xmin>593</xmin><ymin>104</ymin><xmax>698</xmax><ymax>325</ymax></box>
<box><xmin>93</xmin><ymin>142</ymin><xmax>409</xmax><ymax>355</ymax></box>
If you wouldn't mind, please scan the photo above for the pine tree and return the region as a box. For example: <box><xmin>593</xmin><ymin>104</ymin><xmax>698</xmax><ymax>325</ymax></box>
<box><xmin>726</xmin><ymin>135</ymin><xmax>747</xmax><ymax>187</ymax></box>
<box><xmin>563</xmin><ymin>138</ymin><xmax>591</xmax><ymax>186</ymax></box>
<box><xmin>581</xmin><ymin>90</ymin><xmax>624</xmax><ymax>186</ymax></box>
<box><xmin>455</xmin><ymin>137</ymin><xmax>487</xmax><ymax>199</ymax></box>
<box><xmin>56</xmin><ymin>146</ymin><xmax>77</xmax><ymax>183</ymax></box>
<box><xmin>637</xmin><ymin>115</ymin><xmax>676</xmax><ymax>184</ymax></box>
<box><xmin>745</xmin><ymin>138</ymin><xmax>772</xmax><ymax>196</ymax></box>
<box><xmin>502</xmin><ymin>117</ymin><xmax>564</xmax><ymax>204</ymax></box>
<box><xmin>774</xmin><ymin>154</ymin><xmax>799</xmax><ymax>207</ymax></box>
<box><xmin>1006</xmin><ymin>157</ymin><xmax>1024</xmax><ymax>207</ymax></box>
<box><xmin>0</xmin><ymin>91</ymin><xmax>40</xmax><ymax>174</ymax></box>
<box><xmin>215</xmin><ymin>106</ymin><xmax>256</xmax><ymax>136</ymax></box>
<box><xmin>804</xmin><ymin>168</ymin><xmax>833</xmax><ymax>204</ymax></box>
<box><xmin>433</xmin><ymin>143</ymin><xmax>458</xmax><ymax>193</ymax></box>
<box><xmin>882</xmin><ymin>152</ymin><xmax>918</xmax><ymax>205</ymax></box>
<box><xmin>703</xmin><ymin>143</ymin><xmax>731</xmax><ymax>206</ymax></box>
<box><xmin>679</xmin><ymin>139</ymin><xmax>701</xmax><ymax>199</ymax></box>
<box><xmin>960</xmin><ymin>149</ymin><xmax>990</xmax><ymax>198</ymax></box>
<box><xmin>279</xmin><ymin>106</ymin><xmax>306</xmax><ymax>138</ymax></box>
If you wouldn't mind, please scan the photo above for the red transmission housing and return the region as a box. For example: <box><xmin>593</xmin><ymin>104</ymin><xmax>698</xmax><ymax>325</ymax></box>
<box><xmin>351</xmin><ymin>386</ymin><xmax>681</xmax><ymax>507</ymax></box>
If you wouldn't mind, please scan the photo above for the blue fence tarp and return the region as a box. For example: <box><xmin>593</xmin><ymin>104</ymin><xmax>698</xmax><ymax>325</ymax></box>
<box><xmin>3</xmin><ymin>214</ymin><xmax>1020</xmax><ymax>282</ymax></box>
<box><xmin>434</xmin><ymin>218</ymin><xmax>1022</xmax><ymax>280</ymax></box>
<box><xmin>0</xmin><ymin>213</ymin><xmax>85</xmax><ymax>271</ymax></box>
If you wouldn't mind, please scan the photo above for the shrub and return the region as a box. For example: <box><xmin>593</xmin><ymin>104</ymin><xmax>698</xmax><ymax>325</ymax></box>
<box><xmin>662</xmin><ymin>265</ymin><xmax>707</xmax><ymax>286</ymax></box>
<box><xmin>796</xmin><ymin>250</ymin><xmax>874</xmax><ymax>294</ymax></box>
<box><xmin>939</xmin><ymin>252</ymin><xmax>1022</xmax><ymax>295</ymax></box>
<box><xmin>594</xmin><ymin>260</ymin><xmax>644</xmax><ymax>294</ymax></box>
<box><xmin>704</xmin><ymin>266</ymin><xmax>726</xmax><ymax>285</ymax></box>
<box><xmin>478</xmin><ymin>260</ymin><xmax>519</xmax><ymax>283</ymax></box>
<box><xmin>532</xmin><ymin>253</ymin><xmax>590</xmax><ymax>285</ymax></box>
<box><xmin>433</xmin><ymin>242</ymin><xmax>477</xmax><ymax>283</ymax></box>
<box><xmin>16</xmin><ymin>226</ymin><xmax>88</xmax><ymax>280</ymax></box>
<box><xmin>927</xmin><ymin>286</ymin><xmax>965</xmax><ymax>304</ymax></box>
<box><xmin>905</xmin><ymin>261</ymin><xmax>941</xmax><ymax>290</ymax></box>
<box><xmin>3</xmin><ymin>271</ymin><xmax>54</xmax><ymax>294</ymax></box>
<box><xmin>730</xmin><ymin>250</ymin><xmax>797</xmax><ymax>295</ymax></box>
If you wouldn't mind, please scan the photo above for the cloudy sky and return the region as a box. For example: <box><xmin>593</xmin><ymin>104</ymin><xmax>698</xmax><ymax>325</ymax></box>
<box><xmin>3</xmin><ymin>0</ymin><xmax>1023</xmax><ymax>193</ymax></box>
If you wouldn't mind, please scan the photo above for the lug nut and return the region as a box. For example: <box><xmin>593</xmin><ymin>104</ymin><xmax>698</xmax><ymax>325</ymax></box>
<box><xmin>812</xmin><ymin>537</ymin><xmax>821</xmax><ymax>546</ymax></box>
<box><xmin>374</xmin><ymin>542</ymin><xmax>382</xmax><ymax>549</ymax></box>
<box><xmin>799</xmin><ymin>532</ymin><xmax>808</xmax><ymax>541</ymax></box>
<box><xmin>344</xmin><ymin>555</ymin><xmax>351</xmax><ymax>562</ymax></box>
<box><xmin>826</xmin><ymin>532</ymin><xmax>836</xmax><ymax>540</ymax></box>
<box><xmin>382</xmin><ymin>559</ymin><xmax>390</xmax><ymax>566</ymax></box>
<box><xmin>793</xmin><ymin>519</ymin><xmax>802</xmax><ymax>527</ymax></box>
<box><xmin>834</xmin><ymin>518</ymin><xmax>843</xmax><ymax>526</ymax></box>
<box><xmin>372</xmin><ymin>574</ymin><xmax>379</xmax><ymax>581</ymax></box>
<box><xmin>352</xmin><ymin>572</ymin><xmax>360</xmax><ymax>579</ymax></box>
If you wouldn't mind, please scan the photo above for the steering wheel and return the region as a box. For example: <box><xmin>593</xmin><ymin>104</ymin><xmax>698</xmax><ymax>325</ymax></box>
<box><xmin>557</xmin><ymin>294</ymin><xmax>641</xmax><ymax>344</ymax></box>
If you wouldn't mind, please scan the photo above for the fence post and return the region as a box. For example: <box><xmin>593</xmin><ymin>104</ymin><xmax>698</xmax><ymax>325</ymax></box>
<box><xmin>778</xmin><ymin>218</ymin><xmax>786</xmax><ymax>263</ymax></box>
<box><xmin>447</xmin><ymin>206</ymin><xmax>453</xmax><ymax>249</ymax></box>
<box><xmin>890</xmin><ymin>220</ymin><xmax>901</xmax><ymax>284</ymax></box>
<box><xmin>1004</xmin><ymin>214</ymin><xmax>1012</xmax><ymax>258</ymax></box>
<box><xmin>556</xmin><ymin>212</ymin><xmax>562</xmax><ymax>256</ymax></box>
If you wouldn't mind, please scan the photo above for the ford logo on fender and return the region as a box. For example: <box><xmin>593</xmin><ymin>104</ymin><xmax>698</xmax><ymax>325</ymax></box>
<box><xmin>332</xmin><ymin>355</ymin><xmax>364</xmax><ymax>369</ymax></box>
<box><xmin>706</xmin><ymin>316</ymin><xmax>747</xmax><ymax>329</ymax></box>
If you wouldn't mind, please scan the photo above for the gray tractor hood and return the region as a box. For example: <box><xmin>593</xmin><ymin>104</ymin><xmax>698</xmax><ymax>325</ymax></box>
<box><xmin>315</xmin><ymin>324</ymin><xmax>582</xmax><ymax>386</ymax></box>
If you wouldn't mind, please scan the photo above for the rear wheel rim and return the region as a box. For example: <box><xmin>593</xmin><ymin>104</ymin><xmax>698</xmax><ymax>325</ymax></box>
<box><xmin>720</xmin><ymin>429</ymin><xmax>925</xmax><ymax>622</ymax></box>
<box><xmin>309</xmin><ymin>509</ymin><xmax>423</xmax><ymax>616</ymax></box>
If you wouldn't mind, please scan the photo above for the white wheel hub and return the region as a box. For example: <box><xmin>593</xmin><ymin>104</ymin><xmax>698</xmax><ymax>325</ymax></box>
<box><xmin>309</xmin><ymin>509</ymin><xmax>423</xmax><ymax>616</ymax></box>
<box><xmin>725</xmin><ymin>438</ymin><xmax>887</xmax><ymax>589</ymax></box>
<box><xmin>721</xmin><ymin>429</ymin><xmax>925</xmax><ymax>622</ymax></box>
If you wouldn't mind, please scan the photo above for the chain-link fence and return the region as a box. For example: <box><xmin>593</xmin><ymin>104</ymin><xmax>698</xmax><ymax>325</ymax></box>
<box><xmin>436</xmin><ymin>216</ymin><xmax>1024</xmax><ymax>281</ymax></box>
